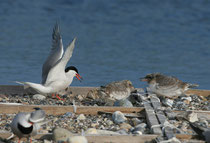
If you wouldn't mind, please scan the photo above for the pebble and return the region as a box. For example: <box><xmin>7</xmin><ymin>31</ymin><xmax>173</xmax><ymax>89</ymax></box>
<box><xmin>112</xmin><ymin>111</ymin><xmax>127</xmax><ymax>124</ymax></box>
<box><xmin>67</xmin><ymin>136</ymin><xmax>88</xmax><ymax>143</ymax></box>
<box><xmin>132</xmin><ymin>118</ymin><xmax>143</xmax><ymax>126</ymax></box>
<box><xmin>133</xmin><ymin>123</ymin><xmax>147</xmax><ymax>133</ymax></box>
<box><xmin>133</xmin><ymin>131</ymin><xmax>142</xmax><ymax>135</ymax></box>
<box><xmin>85</xmin><ymin>128</ymin><xmax>98</xmax><ymax>134</ymax></box>
<box><xmin>116</xmin><ymin>129</ymin><xmax>128</xmax><ymax>135</ymax></box>
<box><xmin>187</xmin><ymin>112</ymin><xmax>198</xmax><ymax>122</ymax></box>
<box><xmin>119</xmin><ymin>123</ymin><xmax>132</xmax><ymax>132</ymax></box>
<box><xmin>163</xmin><ymin>98</ymin><xmax>174</xmax><ymax>107</ymax></box>
<box><xmin>77</xmin><ymin>114</ymin><xmax>86</xmax><ymax>120</ymax></box>
<box><xmin>53</xmin><ymin>128</ymin><xmax>74</xmax><ymax>142</ymax></box>
<box><xmin>32</xmin><ymin>94</ymin><xmax>46</xmax><ymax>100</ymax></box>
<box><xmin>114</xmin><ymin>98</ymin><xmax>133</xmax><ymax>107</ymax></box>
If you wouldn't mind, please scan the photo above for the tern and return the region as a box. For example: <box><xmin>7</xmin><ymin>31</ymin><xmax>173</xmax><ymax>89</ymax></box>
<box><xmin>11</xmin><ymin>108</ymin><xmax>47</xmax><ymax>143</ymax></box>
<box><xmin>16</xmin><ymin>23</ymin><xmax>82</xmax><ymax>100</ymax></box>
<box><xmin>140</xmin><ymin>73</ymin><xmax>198</xmax><ymax>98</ymax></box>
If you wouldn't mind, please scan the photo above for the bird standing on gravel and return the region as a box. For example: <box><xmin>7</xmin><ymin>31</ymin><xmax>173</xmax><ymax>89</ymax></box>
<box><xmin>140</xmin><ymin>73</ymin><xmax>198</xmax><ymax>98</ymax></box>
<box><xmin>11</xmin><ymin>108</ymin><xmax>47</xmax><ymax>143</ymax></box>
<box><xmin>16</xmin><ymin>23</ymin><xmax>82</xmax><ymax>100</ymax></box>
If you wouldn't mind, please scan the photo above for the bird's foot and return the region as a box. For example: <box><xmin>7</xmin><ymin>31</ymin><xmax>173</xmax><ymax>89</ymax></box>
<box><xmin>51</xmin><ymin>93</ymin><xmax>64</xmax><ymax>101</ymax></box>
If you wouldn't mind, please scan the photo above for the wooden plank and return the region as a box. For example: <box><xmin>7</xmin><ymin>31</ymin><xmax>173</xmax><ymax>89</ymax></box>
<box><xmin>0</xmin><ymin>132</ymin><xmax>158</xmax><ymax>143</ymax></box>
<box><xmin>185</xmin><ymin>89</ymin><xmax>210</xmax><ymax>97</ymax></box>
<box><xmin>174</xmin><ymin>110</ymin><xmax>210</xmax><ymax>119</ymax></box>
<box><xmin>138</xmin><ymin>94</ymin><xmax>162</xmax><ymax>134</ymax></box>
<box><xmin>0</xmin><ymin>104</ymin><xmax>144</xmax><ymax>115</ymax></box>
<box><xmin>150</xmin><ymin>94</ymin><xmax>175</xmax><ymax>139</ymax></box>
<box><xmin>0</xmin><ymin>132</ymin><xmax>204</xmax><ymax>143</ymax></box>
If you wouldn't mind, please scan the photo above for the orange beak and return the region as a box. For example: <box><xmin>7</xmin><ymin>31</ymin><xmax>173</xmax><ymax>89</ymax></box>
<box><xmin>76</xmin><ymin>73</ymin><xmax>83</xmax><ymax>82</ymax></box>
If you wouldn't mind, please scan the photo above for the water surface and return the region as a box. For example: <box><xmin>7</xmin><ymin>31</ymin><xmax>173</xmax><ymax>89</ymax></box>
<box><xmin>0</xmin><ymin>0</ymin><xmax>210</xmax><ymax>89</ymax></box>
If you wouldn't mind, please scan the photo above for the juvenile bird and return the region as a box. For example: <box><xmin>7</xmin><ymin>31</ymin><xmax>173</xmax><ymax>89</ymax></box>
<box><xmin>140</xmin><ymin>73</ymin><xmax>198</xmax><ymax>98</ymax></box>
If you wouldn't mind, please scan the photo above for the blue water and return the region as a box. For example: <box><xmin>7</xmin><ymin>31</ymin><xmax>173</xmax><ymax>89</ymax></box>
<box><xmin>1</xmin><ymin>0</ymin><xmax>210</xmax><ymax>89</ymax></box>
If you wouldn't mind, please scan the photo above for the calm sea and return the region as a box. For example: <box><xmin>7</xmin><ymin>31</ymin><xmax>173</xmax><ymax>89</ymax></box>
<box><xmin>0</xmin><ymin>0</ymin><xmax>210</xmax><ymax>89</ymax></box>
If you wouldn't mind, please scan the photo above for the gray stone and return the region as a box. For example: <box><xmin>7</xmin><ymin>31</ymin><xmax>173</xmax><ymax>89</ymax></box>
<box><xmin>163</xmin><ymin>98</ymin><xmax>173</xmax><ymax>107</ymax></box>
<box><xmin>116</xmin><ymin>129</ymin><xmax>128</xmax><ymax>135</ymax></box>
<box><xmin>67</xmin><ymin>136</ymin><xmax>88</xmax><ymax>143</ymax></box>
<box><xmin>187</xmin><ymin>112</ymin><xmax>198</xmax><ymax>122</ymax></box>
<box><xmin>63</xmin><ymin>112</ymin><xmax>74</xmax><ymax>118</ymax></box>
<box><xmin>53</xmin><ymin>128</ymin><xmax>74</xmax><ymax>142</ymax></box>
<box><xmin>43</xmin><ymin>140</ymin><xmax>52</xmax><ymax>143</ymax></box>
<box><xmin>114</xmin><ymin>98</ymin><xmax>133</xmax><ymax>107</ymax></box>
<box><xmin>133</xmin><ymin>131</ymin><xmax>142</xmax><ymax>135</ymax></box>
<box><xmin>119</xmin><ymin>123</ymin><xmax>132</xmax><ymax>132</ymax></box>
<box><xmin>112</xmin><ymin>111</ymin><xmax>127</xmax><ymax>124</ymax></box>
<box><xmin>33</xmin><ymin>94</ymin><xmax>46</xmax><ymax>100</ymax></box>
<box><xmin>133</xmin><ymin>123</ymin><xmax>147</xmax><ymax>133</ymax></box>
<box><xmin>132</xmin><ymin>118</ymin><xmax>143</xmax><ymax>126</ymax></box>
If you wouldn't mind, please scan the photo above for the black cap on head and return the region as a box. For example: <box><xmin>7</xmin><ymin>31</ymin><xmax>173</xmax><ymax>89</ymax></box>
<box><xmin>65</xmin><ymin>66</ymin><xmax>78</xmax><ymax>73</ymax></box>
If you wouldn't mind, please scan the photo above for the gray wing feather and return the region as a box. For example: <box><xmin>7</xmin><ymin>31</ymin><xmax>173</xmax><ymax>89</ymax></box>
<box><xmin>45</xmin><ymin>38</ymin><xmax>76</xmax><ymax>84</ymax></box>
<box><xmin>42</xmin><ymin>23</ymin><xmax>64</xmax><ymax>84</ymax></box>
<box><xmin>29</xmin><ymin>109</ymin><xmax>46</xmax><ymax>123</ymax></box>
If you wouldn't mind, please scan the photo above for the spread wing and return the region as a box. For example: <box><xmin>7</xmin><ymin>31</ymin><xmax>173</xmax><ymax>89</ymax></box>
<box><xmin>41</xmin><ymin>23</ymin><xmax>64</xmax><ymax>84</ymax></box>
<box><xmin>45</xmin><ymin>38</ymin><xmax>76</xmax><ymax>84</ymax></box>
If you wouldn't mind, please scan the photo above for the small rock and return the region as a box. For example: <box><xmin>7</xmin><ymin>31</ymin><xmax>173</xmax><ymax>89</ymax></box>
<box><xmin>166</xmin><ymin>112</ymin><xmax>176</xmax><ymax>120</ymax></box>
<box><xmin>106</xmin><ymin>120</ymin><xmax>113</xmax><ymax>126</ymax></box>
<box><xmin>133</xmin><ymin>131</ymin><xmax>142</xmax><ymax>135</ymax></box>
<box><xmin>112</xmin><ymin>111</ymin><xmax>127</xmax><ymax>124</ymax></box>
<box><xmin>163</xmin><ymin>99</ymin><xmax>173</xmax><ymax>107</ymax></box>
<box><xmin>116</xmin><ymin>129</ymin><xmax>128</xmax><ymax>135</ymax></box>
<box><xmin>132</xmin><ymin>118</ymin><xmax>143</xmax><ymax>126</ymax></box>
<box><xmin>91</xmin><ymin>122</ymin><xmax>99</xmax><ymax>128</ymax></box>
<box><xmin>33</xmin><ymin>94</ymin><xmax>46</xmax><ymax>100</ymax></box>
<box><xmin>44</xmin><ymin>140</ymin><xmax>52</xmax><ymax>143</ymax></box>
<box><xmin>63</xmin><ymin>112</ymin><xmax>74</xmax><ymax>118</ymax></box>
<box><xmin>119</xmin><ymin>123</ymin><xmax>132</xmax><ymax>132</ymax></box>
<box><xmin>187</xmin><ymin>112</ymin><xmax>198</xmax><ymax>122</ymax></box>
<box><xmin>114</xmin><ymin>98</ymin><xmax>133</xmax><ymax>107</ymax></box>
<box><xmin>67</xmin><ymin>136</ymin><xmax>88</xmax><ymax>143</ymax></box>
<box><xmin>53</xmin><ymin>128</ymin><xmax>74</xmax><ymax>142</ymax></box>
<box><xmin>77</xmin><ymin>114</ymin><xmax>86</xmax><ymax>120</ymax></box>
<box><xmin>133</xmin><ymin>123</ymin><xmax>147</xmax><ymax>133</ymax></box>
<box><xmin>104</xmin><ymin>98</ymin><xmax>115</xmax><ymax>106</ymax></box>
<box><xmin>77</xmin><ymin>95</ymin><xmax>84</xmax><ymax>101</ymax></box>
<box><xmin>85</xmin><ymin>128</ymin><xmax>98</xmax><ymax>134</ymax></box>
<box><xmin>181</xmin><ymin>97</ymin><xmax>192</xmax><ymax>102</ymax></box>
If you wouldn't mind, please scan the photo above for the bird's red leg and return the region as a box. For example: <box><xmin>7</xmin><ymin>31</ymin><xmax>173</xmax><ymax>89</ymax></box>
<box><xmin>18</xmin><ymin>138</ymin><xmax>21</xmax><ymax>143</ymax></box>
<box><xmin>30</xmin><ymin>137</ymin><xmax>32</xmax><ymax>143</ymax></box>
<box><xmin>56</xmin><ymin>94</ymin><xmax>64</xmax><ymax>101</ymax></box>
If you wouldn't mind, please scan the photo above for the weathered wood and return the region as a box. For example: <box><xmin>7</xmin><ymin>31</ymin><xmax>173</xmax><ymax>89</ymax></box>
<box><xmin>0</xmin><ymin>104</ymin><xmax>144</xmax><ymax>115</ymax></box>
<box><xmin>185</xmin><ymin>89</ymin><xmax>210</xmax><ymax>97</ymax></box>
<box><xmin>0</xmin><ymin>132</ymin><xmax>204</xmax><ymax>143</ymax></box>
<box><xmin>0</xmin><ymin>132</ymin><xmax>158</xmax><ymax>143</ymax></box>
<box><xmin>150</xmin><ymin>94</ymin><xmax>175</xmax><ymax>139</ymax></box>
<box><xmin>138</xmin><ymin>94</ymin><xmax>162</xmax><ymax>134</ymax></box>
